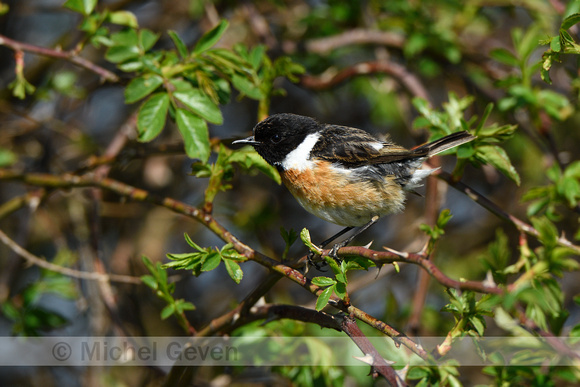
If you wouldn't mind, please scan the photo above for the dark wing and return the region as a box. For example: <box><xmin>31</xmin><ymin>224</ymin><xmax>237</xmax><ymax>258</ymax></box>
<box><xmin>313</xmin><ymin>124</ymin><xmax>421</xmax><ymax>167</ymax></box>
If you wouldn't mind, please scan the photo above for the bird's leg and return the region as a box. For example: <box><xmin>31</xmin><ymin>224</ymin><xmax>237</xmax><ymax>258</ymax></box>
<box><xmin>328</xmin><ymin>216</ymin><xmax>379</xmax><ymax>259</ymax></box>
<box><xmin>307</xmin><ymin>226</ymin><xmax>353</xmax><ymax>269</ymax></box>
<box><xmin>306</xmin><ymin>216</ymin><xmax>380</xmax><ymax>268</ymax></box>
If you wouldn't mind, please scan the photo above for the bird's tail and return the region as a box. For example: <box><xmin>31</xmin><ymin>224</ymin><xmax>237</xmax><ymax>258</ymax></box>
<box><xmin>413</xmin><ymin>131</ymin><xmax>476</xmax><ymax>157</ymax></box>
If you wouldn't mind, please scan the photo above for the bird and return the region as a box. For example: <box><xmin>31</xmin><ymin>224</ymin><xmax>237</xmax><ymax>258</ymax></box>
<box><xmin>233</xmin><ymin>113</ymin><xmax>476</xmax><ymax>259</ymax></box>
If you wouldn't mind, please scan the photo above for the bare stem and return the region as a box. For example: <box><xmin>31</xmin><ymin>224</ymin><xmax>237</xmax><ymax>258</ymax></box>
<box><xmin>0</xmin><ymin>34</ymin><xmax>120</xmax><ymax>83</ymax></box>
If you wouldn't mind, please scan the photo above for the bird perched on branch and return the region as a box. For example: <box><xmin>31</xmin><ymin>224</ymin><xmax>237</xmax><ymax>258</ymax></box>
<box><xmin>234</xmin><ymin>113</ymin><xmax>475</xmax><ymax>258</ymax></box>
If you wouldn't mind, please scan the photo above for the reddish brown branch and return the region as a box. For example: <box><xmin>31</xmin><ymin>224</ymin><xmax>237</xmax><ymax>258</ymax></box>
<box><xmin>301</xmin><ymin>60</ymin><xmax>431</xmax><ymax>102</ymax></box>
<box><xmin>339</xmin><ymin>314</ymin><xmax>405</xmax><ymax>386</ymax></box>
<box><xmin>0</xmin><ymin>169</ymin><xmax>431</xmax><ymax>360</ymax></box>
<box><xmin>332</xmin><ymin>245</ymin><xmax>505</xmax><ymax>295</ymax></box>
<box><xmin>0</xmin><ymin>34</ymin><xmax>120</xmax><ymax>83</ymax></box>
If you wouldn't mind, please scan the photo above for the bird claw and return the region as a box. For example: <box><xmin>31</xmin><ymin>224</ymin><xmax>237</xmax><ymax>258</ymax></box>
<box><xmin>306</xmin><ymin>249</ymin><xmax>328</xmax><ymax>271</ymax></box>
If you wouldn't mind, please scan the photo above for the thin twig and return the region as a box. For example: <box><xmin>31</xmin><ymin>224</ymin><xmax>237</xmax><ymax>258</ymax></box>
<box><xmin>283</xmin><ymin>29</ymin><xmax>405</xmax><ymax>54</ymax></box>
<box><xmin>0</xmin><ymin>34</ymin><xmax>119</xmax><ymax>83</ymax></box>
<box><xmin>301</xmin><ymin>60</ymin><xmax>431</xmax><ymax>102</ymax></box>
<box><xmin>0</xmin><ymin>228</ymin><xmax>142</xmax><ymax>284</ymax></box>
<box><xmin>436</xmin><ymin>170</ymin><xmax>580</xmax><ymax>254</ymax></box>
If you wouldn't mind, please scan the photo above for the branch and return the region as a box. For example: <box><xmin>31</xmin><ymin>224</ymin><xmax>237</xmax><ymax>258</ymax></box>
<box><xmin>283</xmin><ymin>29</ymin><xmax>405</xmax><ymax>54</ymax></box>
<box><xmin>339</xmin><ymin>314</ymin><xmax>405</xmax><ymax>386</ymax></box>
<box><xmin>436</xmin><ymin>170</ymin><xmax>580</xmax><ymax>254</ymax></box>
<box><xmin>301</xmin><ymin>60</ymin><xmax>431</xmax><ymax>102</ymax></box>
<box><xmin>0</xmin><ymin>227</ymin><xmax>141</xmax><ymax>284</ymax></box>
<box><xmin>0</xmin><ymin>169</ymin><xmax>429</xmax><ymax>361</ymax></box>
<box><xmin>0</xmin><ymin>34</ymin><xmax>120</xmax><ymax>83</ymax></box>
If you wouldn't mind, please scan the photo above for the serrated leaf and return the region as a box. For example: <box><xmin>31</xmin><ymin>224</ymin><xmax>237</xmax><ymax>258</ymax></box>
<box><xmin>137</xmin><ymin>93</ymin><xmax>169</xmax><ymax>142</ymax></box>
<box><xmin>531</xmin><ymin>217</ymin><xmax>558</xmax><ymax>249</ymax></box>
<box><xmin>470</xmin><ymin>315</ymin><xmax>486</xmax><ymax>336</ymax></box>
<box><xmin>315</xmin><ymin>287</ymin><xmax>333</xmax><ymax>311</ymax></box>
<box><xmin>334</xmin><ymin>282</ymin><xmax>347</xmax><ymax>299</ymax></box>
<box><xmin>139</xmin><ymin>29</ymin><xmax>159</xmax><ymax>51</ymax></box>
<box><xmin>175</xmin><ymin>108</ymin><xmax>211</xmax><ymax>162</ymax></box>
<box><xmin>64</xmin><ymin>0</ymin><xmax>97</xmax><ymax>15</ymax></box>
<box><xmin>174</xmin><ymin>89</ymin><xmax>223</xmax><ymax>124</ymax></box>
<box><xmin>229</xmin><ymin>147</ymin><xmax>281</xmax><ymax>184</ymax></box>
<box><xmin>194</xmin><ymin>19</ymin><xmax>229</xmax><ymax>54</ymax></box>
<box><xmin>561</xmin><ymin>13</ymin><xmax>580</xmax><ymax>30</ymax></box>
<box><xmin>312</xmin><ymin>276</ymin><xmax>337</xmax><ymax>287</ymax></box>
<box><xmin>168</xmin><ymin>30</ymin><xmax>188</xmax><ymax>58</ymax></box>
<box><xmin>224</xmin><ymin>259</ymin><xmax>243</xmax><ymax>284</ymax></box>
<box><xmin>125</xmin><ymin>75</ymin><xmax>163</xmax><ymax>103</ymax></box>
<box><xmin>183</xmin><ymin>233</ymin><xmax>203</xmax><ymax>251</ymax></box>
<box><xmin>201</xmin><ymin>252</ymin><xmax>221</xmax><ymax>272</ymax></box>
<box><xmin>559</xmin><ymin>176</ymin><xmax>580</xmax><ymax>206</ymax></box>
<box><xmin>476</xmin><ymin>145</ymin><xmax>520</xmax><ymax>185</ymax></box>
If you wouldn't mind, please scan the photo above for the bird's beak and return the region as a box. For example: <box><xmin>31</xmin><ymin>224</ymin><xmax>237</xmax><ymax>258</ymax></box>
<box><xmin>232</xmin><ymin>136</ymin><xmax>260</xmax><ymax>146</ymax></box>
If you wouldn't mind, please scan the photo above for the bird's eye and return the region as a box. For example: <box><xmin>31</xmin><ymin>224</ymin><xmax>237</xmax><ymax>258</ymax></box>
<box><xmin>271</xmin><ymin>134</ymin><xmax>282</xmax><ymax>144</ymax></box>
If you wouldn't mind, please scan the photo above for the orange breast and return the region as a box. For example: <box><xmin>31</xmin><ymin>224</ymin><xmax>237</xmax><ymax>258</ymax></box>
<box><xmin>280</xmin><ymin>161</ymin><xmax>405</xmax><ymax>227</ymax></box>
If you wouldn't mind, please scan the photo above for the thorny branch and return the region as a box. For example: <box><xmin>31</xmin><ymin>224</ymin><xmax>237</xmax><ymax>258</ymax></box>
<box><xmin>1</xmin><ymin>165</ymin><xmax>579</xmax><ymax>372</ymax></box>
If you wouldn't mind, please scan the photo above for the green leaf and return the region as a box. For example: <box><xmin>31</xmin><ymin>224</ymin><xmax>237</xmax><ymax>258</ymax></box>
<box><xmin>470</xmin><ymin>315</ymin><xmax>486</xmax><ymax>336</ymax></box>
<box><xmin>0</xmin><ymin>148</ymin><xmax>17</xmax><ymax>167</ymax></box>
<box><xmin>194</xmin><ymin>20</ymin><xmax>229</xmax><ymax>54</ymax></box>
<box><xmin>136</xmin><ymin>93</ymin><xmax>169</xmax><ymax>142</ymax></box>
<box><xmin>437</xmin><ymin>209</ymin><xmax>453</xmax><ymax>229</ymax></box>
<box><xmin>490</xmin><ymin>48</ymin><xmax>520</xmax><ymax>67</ymax></box>
<box><xmin>108</xmin><ymin>10</ymin><xmax>138</xmax><ymax>28</ymax></box>
<box><xmin>229</xmin><ymin>147</ymin><xmax>281</xmax><ymax>184</ymax></box>
<box><xmin>223</xmin><ymin>259</ymin><xmax>243</xmax><ymax>284</ymax></box>
<box><xmin>564</xmin><ymin>161</ymin><xmax>580</xmax><ymax>179</ymax></box>
<box><xmin>531</xmin><ymin>217</ymin><xmax>558</xmax><ymax>250</ymax></box>
<box><xmin>232</xmin><ymin>74</ymin><xmax>264</xmax><ymax>100</ymax></box>
<box><xmin>201</xmin><ymin>252</ymin><xmax>221</xmax><ymax>272</ymax></box>
<box><xmin>139</xmin><ymin>29</ymin><xmax>159</xmax><ymax>51</ymax></box>
<box><xmin>8</xmin><ymin>76</ymin><xmax>35</xmax><ymax>99</ymax></box>
<box><xmin>175</xmin><ymin>299</ymin><xmax>195</xmax><ymax>313</ymax></box>
<box><xmin>174</xmin><ymin>89</ymin><xmax>223</xmax><ymax>124</ymax></box>
<box><xmin>160</xmin><ymin>304</ymin><xmax>176</xmax><ymax>320</ymax></box>
<box><xmin>105</xmin><ymin>44</ymin><xmax>140</xmax><ymax>63</ymax></box>
<box><xmin>561</xmin><ymin>13</ymin><xmax>580</xmax><ymax>30</ymax></box>
<box><xmin>168</xmin><ymin>30</ymin><xmax>188</xmax><ymax>58</ymax></box>
<box><xmin>475</xmin><ymin>145</ymin><xmax>521</xmax><ymax>185</ymax></box>
<box><xmin>124</xmin><ymin>75</ymin><xmax>163</xmax><ymax>103</ymax></box>
<box><xmin>334</xmin><ymin>282</ymin><xmax>347</xmax><ymax>299</ymax></box>
<box><xmin>312</xmin><ymin>276</ymin><xmax>337</xmax><ymax>287</ymax></box>
<box><xmin>550</xmin><ymin>37</ymin><xmax>562</xmax><ymax>52</ymax></box>
<box><xmin>64</xmin><ymin>0</ymin><xmax>97</xmax><ymax>15</ymax></box>
<box><xmin>300</xmin><ymin>228</ymin><xmax>321</xmax><ymax>255</ymax></box>
<box><xmin>175</xmin><ymin>108</ymin><xmax>211</xmax><ymax>162</ymax></box>
<box><xmin>315</xmin><ymin>287</ymin><xmax>333</xmax><ymax>311</ymax></box>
